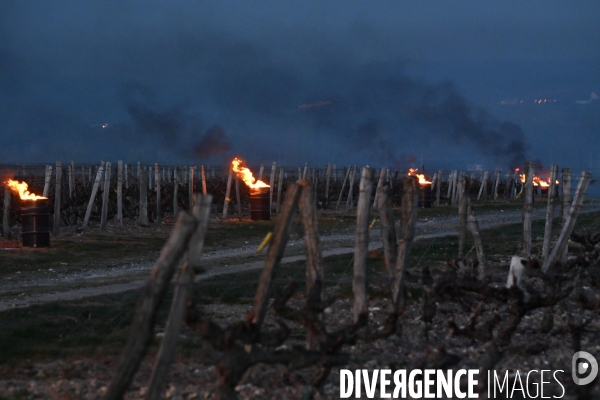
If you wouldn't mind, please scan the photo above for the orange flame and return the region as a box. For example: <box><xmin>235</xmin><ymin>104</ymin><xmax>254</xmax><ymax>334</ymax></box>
<box><xmin>407</xmin><ymin>168</ymin><xmax>432</xmax><ymax>185</ymax></box>
<box><xmin>231</xmin><ymin>158</ymin><xmax>269</xmax><ymax>191</ymax></box>
<box><xmin>5</xmin><ymin>179</ymin><xmax>47</xmax><ymax>200</ymax></box>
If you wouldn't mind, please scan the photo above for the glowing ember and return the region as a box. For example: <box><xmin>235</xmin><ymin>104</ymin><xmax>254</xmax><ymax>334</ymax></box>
<box><xmin>231</xmin><ymin>158</ymin><xmax>270</xmax><ymax>191</ymax></box>
<box><xmin>407</xmin><ymin>168</ymin><xmax>432</xmax><ymax>185</ymax></box>
<box><xmin>5</xmin><ymin>179</ymin><xmax>47</xmax><ymax>200</ymax></box>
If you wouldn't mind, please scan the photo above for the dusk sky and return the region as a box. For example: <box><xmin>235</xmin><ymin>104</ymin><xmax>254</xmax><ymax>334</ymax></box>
<box><xmin>1</xmin><ymin>1</ymin><xmax>599</xmax><ymax>171</ymax></box>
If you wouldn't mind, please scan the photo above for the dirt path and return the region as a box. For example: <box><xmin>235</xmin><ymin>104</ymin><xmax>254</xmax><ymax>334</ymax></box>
<box><xmin>1</xmin><ymin>203</ymin><xmax>598</xmax><ymax>312</ymax></box>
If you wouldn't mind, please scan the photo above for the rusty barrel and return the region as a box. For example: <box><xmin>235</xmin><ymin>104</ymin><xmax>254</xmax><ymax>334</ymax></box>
<box><xmin>419</xmin><ymin>183</ymin><xmax>432</xmax><ymax>208</ymax></box>
<box><xmin>250</xmin><ymin>188</ymin><xmax>270</xmax><ymax>221</ymax></box>
<box><xmin>21</xmin><ymin>198</ymin><xmax>50</xmax><ymax>248</ymax></box>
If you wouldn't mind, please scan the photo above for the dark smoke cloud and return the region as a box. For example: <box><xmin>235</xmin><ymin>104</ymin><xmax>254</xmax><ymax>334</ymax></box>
<box><xmin>194</xmin><ymin>125</ymin><xmax>232</xmax><ymax>158</ymax></box>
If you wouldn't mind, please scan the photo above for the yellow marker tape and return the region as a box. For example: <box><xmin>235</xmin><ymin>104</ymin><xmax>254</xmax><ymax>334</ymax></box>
<box><xmin>368</xmin><ymin>218</ymin><xmax>378</xmax><ymax>232</ymax></box>
<box><xmin>257</xmin><ymin>232</ymin><xmax>273</xmax><ymax>253</ymax></box>
<box><xmin>516</xmin><ymin>188</ymin><xmax>523</xmax><ymax>199</ymax></box>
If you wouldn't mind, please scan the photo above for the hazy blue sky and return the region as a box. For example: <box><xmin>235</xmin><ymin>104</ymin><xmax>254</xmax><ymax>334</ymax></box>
<box><xmin>1</xmin><ymin>1</ymin><xmax>599</xmax><ymax>170</ymax></box>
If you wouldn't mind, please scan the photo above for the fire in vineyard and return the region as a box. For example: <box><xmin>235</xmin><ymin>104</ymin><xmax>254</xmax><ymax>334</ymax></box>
<box><xmin>519</xmin><ymin>174</ymin><xmax>558</xmax><ymax>188</ymax></box>
<box><xmin>5</xmin><ymin>179</ymin><xmax>47</xmax><ymax>200</ymax></box>
<box><xmin>407</xmin><ymin>168</ymin><xmax>432</xmax><ymax>185</ymax></box>
<box><xmin>231</xmin><ymin>158</ymin><xmax>270</xmax><ymax>191</ymax></box>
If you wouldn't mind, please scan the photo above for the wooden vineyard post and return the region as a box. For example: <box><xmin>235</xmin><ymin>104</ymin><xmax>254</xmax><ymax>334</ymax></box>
<box><xmin>258</xmin><ymin>163</ymin><xmax>265</xmax><ymax>180</ymax></box>
<box><xmin>155</xmin><ymin>163</ymin><xmax>162</xmax><ymax>224</ymax></box>
<box><xmin>353</xmin><ymin>167</ymin><xmax>374</xmax><ymax>323</ymax></box>
<box><xmin>542</xmin><ymin>171</ymin><xmax>591</xmax><ymax>272</ymax></box>
<box><xmin>372</xmin><ymin>166</ymin><xmax>386</xmax><ymax>207</ymax></box>
<box><xmin>173</xmin><ymin>167</ymin><xmax>180</xmax><ymax>217</ymax></box>
<box><xmin>67</xmin><ymin>163</ymin><xmax>72</xmax><ymax>198</ymax></box>
<box><xmin>446</xmin><ymin>170</ymin><xmax>455</xmax><ymax>200</ymax></box>
<box><xmin>167</xmin><ymin>168</ymin><xmax>172</xmax><ymax>184</ymax></box>
<box><xmin>477</xmin><ymin>171</ymin><xmax>489</xmax><ymax>201</ymax></box>
<box><xmin>393</xmin><ymin>177</ymin><xmax>418</xmax><ymax>310</ymax></box>
<box><xmin>100</xmin><ymin>162</ymin><xmax>112</xmax><ymax>230</ymax></box>
<box><xmin>70</xmin><ymin>160</ymin><xmax>75</xmax><ymax>197</ymax></box>
<box><xmin>435</xmin><ymin>169</ymin><xmax>443</xmax><ymax>206</ymax></box>
<box><xmin>325</xmin><ymin>163</ymin><xmax>331</xmax><ymax>204</ymax></box>
<box><xmin>493</xmin><ymin>170</ymin><xmax>501</xmax><ymax>200</ymax></box>
<box><xmin>458</xmin><ymin>176</ymin><xmax>468</xmax><ymax>258</ymax></box>
<box><xmin>222</xmin><ymin>165</ymin><xmax>233</xmax><ymax>219</ymax></box>
<box><xmin>251</xmin><ymin>183</ymin><xmax>302</xmax><ymax>327</ymax></box>
<box><xmin>83</xmin><ymin>161</ymin><xmax>105</xmax><ymax>230</ymax></box>
<box><xmin>137</xmin><ymin>162</ymin><xmax>141</xmax><ymax>178</ymax></box>
<box><xmin>235</xmin><ymin>174</ymin><xmax>242</xmax><ymax>220</ymax></box>
<box><xmin>346</xmin><ymin>166</ymin><xmax>356</xmax><ymax>209</ymax></box>
<box><xmin>125</xmin><ymin>164</ymin><xmax>130</xmax><ymax>189</ymax></box>
<box><xmin>276</xmin><ymin>167</ymin><xmax>284</xmax><ymax>214</ymax></box>
<box><xmin>560</xmin><ymin>168</ymin><xmax>571</xmax><ymax>263</ymax></box>
<box><xmin>146</xmin><ymin>195</ymin><xmax>212</xmax><ymax>400</ymax></box>
<box><xmin>103</xmin><ymin>212</ymin><xmax>198</xmax><ymax>400</ymax></box>
<box><xmin>54</xmin><ymin>161</ymin><xmax>62</xmax><ymax>234</ymax></box>
<box><xmin>467</xmin><ymin>201</ymin><xmax>487</xmax><ymax>280</ymax></box>
<box><xmin>269</xmin><ymin>162</ymin><xmax>276</xmax><ymax>213</ymax></box>
<box><xmin>201</xmin><ymin>165</ymin><xmax>207</xmax><ymax>195</ymax></box>
<box><xmin>3</xmin><ymin>188</ymin><xmax>10</xmax><ymax>238</ymax></box>
<box><xmin>139</xmin><ymin>167</ymin><xmax>149</xmax><ymax>226</ymax></box>
<box><xmin>298</xmin><ymin>180</ymin><xmax>324</xmax><ymax>349</ymax></box>
<box><xmin>522</xmin><ymin>161</ymin><xmax>534</xmax><ymax>257</ymax></box>
<box><xmin>452</xmin><ymin>172</ymin><xmax>462</xmax><ymax>205</ymax></box>
<box><xmin>117</xmin><ymin>161</ymin><xmax>123</xmax><ymax>227</ymax></box>
<box><xmin>43</xmin><ymin>165</ymin><xmax>53</xmax><ymax>197</ymax></box>
<box><xmin>336</xmin><ymin>166</ymin><xmax>351</xmax><ymax>210</ymax></box>
<box><xmin>377</xmin><ymin>184</ymin><xmax>397</xmax><ymax>277</ymax></box>
<box><xmin>297</xmin><ymin>167</ymin><xmax>302</xmax><ymax>180</ymax></box>
<box><xmin>303</xmin><ymin>162</ymin><xmax>308</xmax><ymax>179</ymax></box>
<box><xmin>188</xmin><ymin>166</ymin><xmax>194</xmax><ymax>209</ymax></box>
<box><xmin>541</xmin><ymin>165</ymin><xmax>558</xmax><ymax>262</ymax></box>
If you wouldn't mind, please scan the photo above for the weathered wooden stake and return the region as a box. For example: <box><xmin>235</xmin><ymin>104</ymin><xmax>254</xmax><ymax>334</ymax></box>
<box><xmin>117</xmin><ymin>161</ymin><xmax>123</xmax><ymax>227</ymax></box>
<box><xmin>393</xmin><ymin>177</ymin><xmax>418</xmax><ymax>310</ymax></box>
<box><xmin>83</xmin><ymin>162</ymin><xmax>105</xmax><ymax>230</ymax></box>
<box><xmin>377</xmin><ymin>184</ymin><xmax>397</xmax><ymax>277</ymax></box>
<box><xmin>3</xmin><ymin>188</ymin><xmax>10</xmax><ymax>238</ymax></box>
<box><xmin>188</xmin><ymin>166</ymin><xmax>194</xmax><ymax>209</ymax></box>
<box><xmin>352</xmin><ymin>167</ymin><xmax>374</xmax><ymax>323</ymax></box>
<box><xmin>324</xmin><ymin>163</ymin><xmax>331</xmax><ymax>204</ymax></box>
<box><xmin>336</xmin><ymin>166</ymin><xmax>352</xmax><ymax>210</ymax></box>
<box><xmin>139</xmin><ymin>167</ymin><xmax>149</xmax><ymax>226</ymax></box>
<box><xmin>173</xmin><ymin>167</ymin><xmax>180</xmax><ymax>217</ymax></box>
<box><xmin>435</xmin><ymin>169</ymin><xmax>443</xmax><ymax>206</ymax></box>
<box><xmin>201</xmin><ymin>165</ymin><xmax>207</xmax><ymax>195</ymax></box>
<box><xmin>258</xmin><ymin>163</ymin><xmax>265</xmax><ymax>180</ymax></box>
<box><xmin>103</xmin><ymin>212</ymin><xmax>197</xmax><ymax>400</ymax></box>
<box><xmin>541</xmin><ymin>165</ymin><xmax>558</xmax><ymax>262</ymax></box>
<box><xmin>251</xmin><ymin>184</ymin><xmax>302</xmax><ymax>327</ymax></box>
<box><xmin>235</xmin><ymin>174</ymin><xmax>242</xmax><ymax>220</ymax></box>
<box><xmin>222</xmin><ymin>165</ymin><xmax>233</xmax><ymax>219</ymax></box>
<box><xmin>276</xmin><ymin>167</ymin><xmax>284</xmax><ymax>214</ymax></box>
<box><xmin>542</xmin><ymin>171</ymin><xmax>591</xmax><ymax>272</ymax></box>
<box><xmin>54</xmin><ymin>161</ymin><xmax>62</xmax><ymax>234</ymax></box>
<box><xmin>145</xmin><ymin>195</ymin><xmax>212</xmax><ymax>400</ymax></box>
<box><xmin>478</xmin><ymin>171</ymin><xmax>489</xmax><ymax>201</ymax></box>
<box><xmin>346</xmin><ymin>166</ymin><xmax>357</xmax><ymax>209</ymax></box>
<box><xmin>100</xmin><ymin>162</ymin><xmax>112</xmax><ymax>230</ymax></box>
<box><xmin>492</xmin><ymin>170</ymin><xmax>501</xmax><ymax>200</ymax></box>
<box><xmin>155</xmin><ymin>163</ymin><xmax>161</xmax><ymax>224</ymax></box>
<box><xmin>372</xmin><ymin>166</ymin><xmax>386</xmax><ymax>207</ymax></box>
<box><xmin>269</xmin><ymin>162</ymin><xmax>277</xmax><ymax>213</ymax></box>
<box><xmin>458</xmin><ymin>176</ymin><xmax>468</xmax><ymax>258</ymax></box>
<box><xmin>560</xmin><ymin>168</ymin><xmax>571</xmax><ymax>263</ymax></box>
<box><xmin>467</xmin><ymin>201</ymin><xmax>487</xmax><ymax>279</ymax></box>
<box><xmin>298</xmin><ymin>180</ymin><xmax>324</xmax><ymax>349</ymax></box>
<box><xmin>522</xmin><ymin>161</ymin><xmax>535</xmax><ymax>256</ymax></box>
<box><xmin>43</xmin><ymin>165</ymin><xmax>53</xmax><ymax>197</ymax></box>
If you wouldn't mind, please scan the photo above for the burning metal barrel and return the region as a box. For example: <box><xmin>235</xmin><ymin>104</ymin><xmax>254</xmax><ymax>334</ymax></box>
<box><xmin>21</xmin><ymin>198</ymin><xmax>50</xmax><ymax>247</ymax></box>
<box><xmin>250</xmin><ymin>188</ymin><xmax>270</xmax><ymax>221</ymax></box>
<box><xmin>419</xmin><ymin>183</ymin><xmax>432</xmax><ymax>208</ymax></box>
